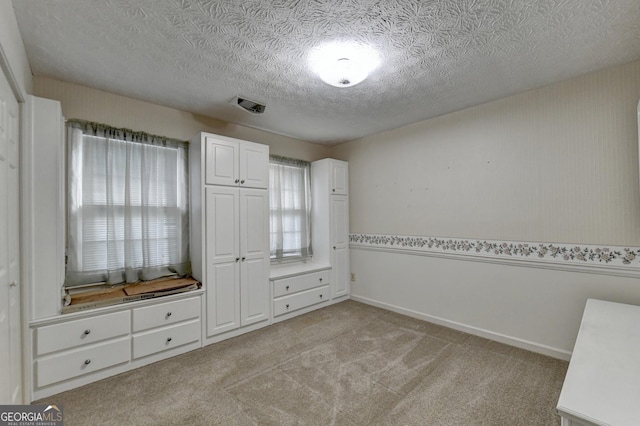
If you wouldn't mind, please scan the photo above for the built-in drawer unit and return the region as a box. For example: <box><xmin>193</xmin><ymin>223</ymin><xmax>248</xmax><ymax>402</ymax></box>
<box><xmin>30</xmin><ymin>291</ymin><xmax>204</xmax><ymax>401</ymax></box>
<box><xmin>132</xmin><ymin>297</ymin><xmax>200</xmax><ymax>332</ymax></box>
<box><xmin>36</xmin><ymin>311</ymin><xmax>130</xmax><ymax>356</ymax></box>
<box><xmin>36</xmin><ymin>337</ymin><xmax>130</xmax><ymax>388</ymax></box>
<box><xmin>132</xmin><ymin>320</ymin><xmax>200</xmax><ymax>359</ymax></box>
<box><xmin>273</xmin><ymin>285</ymin><xmax>330</xmax><ymax>317</ymax></box>
<box><xmin>273</xmin><ymin>270</ymin><xmax>330</xmax><ymax>298</ymax></box>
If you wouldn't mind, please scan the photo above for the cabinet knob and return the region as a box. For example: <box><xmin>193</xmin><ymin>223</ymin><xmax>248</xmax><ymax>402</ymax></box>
<box><xmin>167</xmin><ymin>337</ymin><xmax>173</xmax><ymax>343</ymax></box>
<box><xmin>240</xmin><ymin>179</ymin><xmax>245</xmax><ymax>184</ymax></box>
<box><xmin>9</xmin><ymin>281</ymin><xmax>16</xmax><ymax>288</ymax></box>
<box><xmin>333</xmin><ymin>246</ymin><xmax>336</xmax><ymax>250</ymax></box>
<box><xmin>83</xmin><ymin>329</ymin><xmax>91</xmax><ymax>335</ymax></box>
<box><xmin>242</xmin><ymin>257</ymin><xmax>246</xmax><ymax>261</ymax></box>
<box><xmin>235</xmin><ymin>179</ymin><xmax>240</xmax><ymax>183</ymax></box>
<box><xmin>235</xmin><ymin>257</ymin><xmax>240</xmax><ymax>262</ymax></box>
<box><xmin>285</xmin><ymin>285</ymin><xmax>289</xmax><ymax>290</ymax></box>
<box><xmin>319</xmin><ymin>294</ymin><xmax>323</xmax><ymax>299</ymax></box>
<box><xmin>332</xmin><ymin>189</ymin><xmax>335</xmax><ymax>192</ymax></box>
<box><xmin>319</xmin><ymin>278</ymin><xmax>322</xmax><ymax>282</ymax></box>
<box><xmin>286</xmin><ymin>304</ymin><xmax>290</xmax><ymax>309</ymax></box>
<box><xmin>84</xmin><ymin>359</ymin><xmax>91</xmax><ymax>365</ymax></box>
<box><xmin>166</xmin><ymin>312</ymin><xmax>172</xmax><ymax>318</ymax></box>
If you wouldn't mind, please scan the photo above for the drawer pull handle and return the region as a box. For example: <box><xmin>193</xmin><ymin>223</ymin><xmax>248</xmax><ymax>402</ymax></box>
<box><xmin>83</xmin><ymin>329</ymin><xmax>91</xmax><ymax>335</ymax></box>
<box><xmin>285</xmin><ymin>285</ymin><xmax>290</xmax><ymax>290</ymax></box>
<box><xmin>286</xmin><ymin>304</ymin><xmax>290</xmax><ymax>309</ymax></box>
<box><xmin>167</xmin><ymin>337</ymin><xmax>173</xmax><ymax>343</ymax></box>
<box><xmin>84</xmin><ymin>359</ymin><xmax>91</xmax><ymax>365</ymax></box>
<box><xmin>167</xmin><ymin>312</ymin><xmax>172</xmax><ymax>318</ymax></box>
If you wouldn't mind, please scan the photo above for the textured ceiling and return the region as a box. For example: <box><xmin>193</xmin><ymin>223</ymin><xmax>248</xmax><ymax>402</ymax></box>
<box><xmin>12</xmin><ymin>0</ymin><xmax>640</xmax><ymax>144</ymax></box>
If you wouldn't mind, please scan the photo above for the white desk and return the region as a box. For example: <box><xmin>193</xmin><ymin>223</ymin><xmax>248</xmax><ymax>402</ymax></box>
<box><xmin>557</xmin><ymin>299</ymin><xmax>640</xmax><ymax>426</ymax></box>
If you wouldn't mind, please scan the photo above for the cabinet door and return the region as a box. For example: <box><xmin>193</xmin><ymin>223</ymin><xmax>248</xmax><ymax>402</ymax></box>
<box><xmin>330</xmin><ymin>196</ymin><xmax>349</xmax><ymax>247</ymax></box>
<box><xmin>332</xmin><ymin>245</ymin><xmax>350</xmax><ymax>299</ymax></box>
<box><xmin>239</xmin><ymin>142</ymin><xmax>269</xmax><ymax>189</ymax></box>
<box><xmin>240</xmin><ymin>257</ymin><xmax>269</xmax><ymax>326</ymax></box>
<box><xmin>330</xmin><ymin>195</ymin><xmax>349</xmax><ymax>299</ymax></box>
<box><xmin>205</xmin><ymin>187</ymin><xmax>240</xmax><ymax>336</ymax></box>
<box><xmin>239</xmin><ymin>189</ymin><xmax>269</xmax><ymax>325</ymax></box>
<box><xmin>330</xmin><ymin>160</ymin><xmax>348</xmax><ymax>195</ymax></box>
<box><xmin>206</xmin><ymin>187</ymin><xmax>239</xmax><ymax>263</ymax></box>
<box><xmin>205</xmin><ymin>137</ymin><xmax>239</xmax><ymax>186</ymax></box>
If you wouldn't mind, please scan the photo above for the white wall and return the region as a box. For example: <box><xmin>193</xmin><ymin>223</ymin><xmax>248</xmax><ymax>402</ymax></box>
<box><xmin>333</xmin><ymin>59</ymin><xmax>640</xmax><ymax>358</ymax></box>
<box><xmin>350</xmin><ymin>249</ymin><xmax>640</xmax><ymax>359</ymax></box>
<box><xmin>33</xmin><ymin>77</ymin><xmax>330</xmax><ymax>162</ymax></box>
<box><xmin>334</xmin><ymin>59</ymin><xmax>640</xmax><ymax>245</ymax></box>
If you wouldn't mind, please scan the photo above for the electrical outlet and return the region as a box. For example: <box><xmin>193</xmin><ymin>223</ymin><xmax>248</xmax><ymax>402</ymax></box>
<box><xmin>351</xmin><ymin>272</ymin><xmax>355</xmax><ymax>282</ymax></box>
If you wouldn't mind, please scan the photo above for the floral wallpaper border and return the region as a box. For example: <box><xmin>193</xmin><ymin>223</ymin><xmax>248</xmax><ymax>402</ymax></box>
<box><xmin>349</xmin><ymin>233</ymin><xmax>640</xmax><ymax>272</ymax></box>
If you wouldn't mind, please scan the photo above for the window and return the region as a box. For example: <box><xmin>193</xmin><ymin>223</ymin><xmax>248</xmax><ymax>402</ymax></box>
<box><xmin>269</xmin><ymin>156</ymin><xmax>312</xmax><ymax>261</ymax></box>
<box><xmin>64</xmin><ymin>120</ymin><xmax>190</xmax><ymax>287</ymax></box>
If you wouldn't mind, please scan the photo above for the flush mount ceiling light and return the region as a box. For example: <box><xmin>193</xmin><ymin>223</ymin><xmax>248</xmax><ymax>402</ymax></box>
<box><xmin>308</xmin><ymin>42</ymin><xmax>381</xmax><ymax>88</ymax></box>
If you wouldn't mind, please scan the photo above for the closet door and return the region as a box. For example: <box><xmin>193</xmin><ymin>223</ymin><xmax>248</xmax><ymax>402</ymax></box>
<box><xmin>239</xmin><ymin>189</ymin><xmax>269</xmax><ymax>326</ymax></box>
<box><xmin>205</xmin><ymin>187</ymin><xmax>240</xmax><ymax>336</ymax></box>
<box><xmin>0</xmin><ymin>66</ymin><xmax>21</xmax><ymax>404</ymax></box>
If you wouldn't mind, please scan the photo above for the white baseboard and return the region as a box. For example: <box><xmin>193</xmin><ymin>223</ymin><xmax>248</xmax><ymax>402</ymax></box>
<box><xmin>351</xmin><ymin>294</ymin><xmax>572</xmax><ymax>361</ymax></box>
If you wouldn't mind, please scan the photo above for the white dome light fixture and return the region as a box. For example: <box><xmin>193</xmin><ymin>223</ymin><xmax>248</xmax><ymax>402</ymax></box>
<box><xmin>308</xmin><ymin>42</ymin><xmax>381</xmax><ymax>88</ymax></box>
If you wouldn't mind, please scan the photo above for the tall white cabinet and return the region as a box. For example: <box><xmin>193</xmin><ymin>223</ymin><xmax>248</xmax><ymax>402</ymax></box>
<box><xmin>311</xmin><ymin>159</ymin><xmax>350</xmax><ymax>301</ymax></box>
<box><xmin>190</xmin><ymin>133</ymin><xmax>270</xmax><ymax>344</ymax></box>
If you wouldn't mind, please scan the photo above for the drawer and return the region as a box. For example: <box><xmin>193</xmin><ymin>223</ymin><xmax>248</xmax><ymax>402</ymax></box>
<box><xmin>132</xmin><ymin>319</ymin><xmax>200</xmax><ymax>359</ymax></box>
<box><xmin>36</xmin><ymin>311</ymin><xmax>130</xmax><ymax>356</ymax></box>
<box><xmin>36</xmin><ymin>337</ymin><xmax>130</xmax><ymax>387</ymax></box>
<box><xmin>273</xmin><ymin>270</ymin><xmax>330</xmax><ymax>298</ymax></box>
<box><xmin>273</xmin><ymin>285</ymin><xmax>330</xmax><ymax>317</ymax></box>
<box><xmin>132</xmin><ymin>297</ymin><xmax>200</xmax><ymax>332</ymax></box>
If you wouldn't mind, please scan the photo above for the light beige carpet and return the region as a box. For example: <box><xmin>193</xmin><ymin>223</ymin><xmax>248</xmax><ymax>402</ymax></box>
<box><xmin>35</xmin><ymin>300</ymin><xmax>568</xmax><ymax>425</ymax></box>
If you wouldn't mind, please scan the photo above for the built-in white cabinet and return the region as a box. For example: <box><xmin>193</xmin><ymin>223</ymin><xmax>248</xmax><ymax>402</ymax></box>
<box><xmin>312</xmin><ymin>159</ymin><xmax>350</xmax><ymax>301</ymax></box>
<box><xmin>204</xmin><ymin>137</ymin><xmax>269</xmax><ymax>189</ymax></box>
<box><xmin>21</xmin><ymin>95</ymin><xmax>66</xmax><ymax>322</ymax></box>
<box><xmin>271</xmin><ymin>266</ymin><xmax>331</xmax><ymax>323</ymax></box>
<box><xmin>191</xmin><ymin>132</ymin><xmax>270</xmax><ymax>344</ymax></box>
<box><xmin>30</xmin><ymin>293</ymin><xmax>203</xmax><ymax>400</ymax></box>
<box><xmin>330</xmin><ymin>160</ymin><xmax>349</xmax><ymax>195</ymax></box>
<box><xmin>330</xmin><ymin>196</ymin><xmax>350</xmax><ymax>298</ymax></box>
<box><xmin>22</xmin><ymin>98</ymin><xmax>208</xmax><ymax>401</ymax></box>
<box><xmin>131</xmin><ymin>297</ymin><xmax>201</xmax><ymax>360</ymax></box>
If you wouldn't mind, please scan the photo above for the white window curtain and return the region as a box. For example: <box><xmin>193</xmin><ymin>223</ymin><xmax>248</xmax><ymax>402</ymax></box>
<box><xmin>269</xmin><ymin>156</ymin><xmax>312</xmax><ymax>261</ymax></box>
<box><xmin>64</xmin><ymin>120</ymin><xmax>190</xmax><ymax>287</ymax></box>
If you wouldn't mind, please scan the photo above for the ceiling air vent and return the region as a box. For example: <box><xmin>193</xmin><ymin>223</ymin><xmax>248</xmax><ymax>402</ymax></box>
<box><xmin>230</xmin><ymin>96</ymin><xmax>266</xmax><ymax>114</ymax></box>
